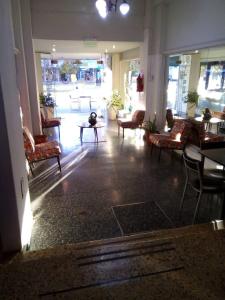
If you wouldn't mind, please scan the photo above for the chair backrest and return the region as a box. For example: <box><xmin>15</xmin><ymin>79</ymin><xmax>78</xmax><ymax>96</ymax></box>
<box><xmin>23</xmin><ymin>127</ymin><xmax>35</xmax><ymax>153</ymax></box>
<box><xmin>190</xmin><ymin>121</ymin><xmax>205</xmax><ymax>143</ymax></box>
<box><xmin>40</xmin><ymin>111</ymin><xmax>47</xmax><ymax>125</ymax></box>
<box><xmin>170</xmin><ymin>120</ymin><xmax>192</xmax><ymax>142</ymax></box>
<box><xmin>166</xmin><ymin>109</ymin><xmax>174</xmax><ymax>128</ymax></box>
<box><xmin>183</xmin><ymin>151</ymin><xmax>203</xmax><ymax>190</ymax></box>
<box><xmin>131</xmin><ymin>110</ymin><xmax>145</xmax><ymax>124</ymax></box>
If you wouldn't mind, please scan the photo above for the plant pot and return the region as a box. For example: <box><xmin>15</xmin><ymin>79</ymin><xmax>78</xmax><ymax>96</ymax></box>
<box><xmin>107</xmin><ymin>108</ymin><xmax>117</xmax><ymax>120</ymax></box>
<box><xmin>41</xmin><ymin>106</ymin><xmax>54</xmax><ymax>119</ymax></box>
<box><xmin>187</xmin><ymin>103</ymin><xmax>196</xmax><ymax>118</ymax></box>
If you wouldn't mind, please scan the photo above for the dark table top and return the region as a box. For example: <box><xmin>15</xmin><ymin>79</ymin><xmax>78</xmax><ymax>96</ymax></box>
<box><xmin>200</xmin><ymin>148</ymin><xmax>225</xmax><ymax>166</ymax></box>
<box><xmin>77</xmin><ymin>122</ymin><xmax>105</xmax><ymax>128</ymax></box>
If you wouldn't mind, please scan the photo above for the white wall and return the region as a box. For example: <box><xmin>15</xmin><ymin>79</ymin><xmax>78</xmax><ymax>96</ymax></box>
<box><xmin>30</xmin><ymin>0</ymin><xmax>145</xmax><ymax>42</ymax></box>
<box><xmin>121</xmin><ymin>47</ymin><xmax>140</xmax><ymax>61</ymax></box>
<box><xmin>165</xmin><ymin>0</ymin><xmax>225</xmax><ymax>53</ymax></box>
<box><xmin>200</xmin><ymin>46</ymin><xmax>225</xmax><ymax>62</ymax></box>
<box><xmin>21</xmin><ymin>0</ymin><xmax>42</xmax><ymax>135</ymax></box>
<box><xmin>0</xmin><ymin>0</ymin><xmax>32</xmax><ymax>252</ymax></box>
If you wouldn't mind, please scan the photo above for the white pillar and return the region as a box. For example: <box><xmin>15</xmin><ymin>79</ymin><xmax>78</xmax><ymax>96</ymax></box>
<box><xmin>144</xmin><ymin>1</ymin><xmax>167</xmax><ymax>129</ymax></box>
<box><xmin>112</xmin><ymin>53</ymin><xmax>120</xmax><ymax>92</ymax></box>
<box><xmin>11</xmin><ymin>0</ymin><xmax>32</xmax><ymax>131</ymax></box>
<box><xmin>35</xmin><ymin>53</ymin><xmax>43</xmax><ymax>94</ymax></box>
<box><xmin>189</xmin><ymin>54</ymin><xmax>201</xmax><ymax>91</ymax></box>
<box><xmin>119</xmin><ymin>60</ymin><xmax>129</xmax><ymax>105</ymax></box>
<box><xmin>0</xmin><ymin>0</ymin><xmax>32</xmax><ymax>252</ymax></box>
<box><xmin>20</xmin><ymin>0</ymin><xmax>41</xmax><ymax>135</ymax></box>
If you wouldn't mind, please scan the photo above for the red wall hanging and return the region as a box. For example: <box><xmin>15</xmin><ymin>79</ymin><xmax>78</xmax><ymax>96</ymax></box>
<box><xmin>136</xmin><ymin>73</ymin><xmax>144</xmax><ymax>92</ymax></box>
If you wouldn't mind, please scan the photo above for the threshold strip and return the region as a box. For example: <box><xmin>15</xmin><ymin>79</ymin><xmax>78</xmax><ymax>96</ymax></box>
<box><xmin>39</xmin><ymin>266</ymin><xmax>184</xmax><ymax>297</ymax></box>
<box><xmin>77</xmin><ymin>241</ymin><xmax>173</xmax><ymax>260</ymax></box>
<box><xmin>78</xmin><ymin>247</ymin><xmax>176</xmax><ymax>267</ymax></box>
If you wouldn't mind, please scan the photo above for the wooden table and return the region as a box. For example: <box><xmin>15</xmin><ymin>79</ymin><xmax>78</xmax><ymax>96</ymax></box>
<box><xmin>200</xmin><ymin>148</ymin><xmax>225</xmax><ymax>167</ymax></box>
<box><xmin>77</xmin><ymin>122</ymin><xmax>105</xmax><ymax>143</ymax></box>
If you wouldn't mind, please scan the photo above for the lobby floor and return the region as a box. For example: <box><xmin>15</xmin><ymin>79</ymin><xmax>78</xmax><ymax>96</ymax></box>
<box><xmin>29</xmin><ymin>113</ymin><xmax>223</xmax><ymax>250</ymax></box>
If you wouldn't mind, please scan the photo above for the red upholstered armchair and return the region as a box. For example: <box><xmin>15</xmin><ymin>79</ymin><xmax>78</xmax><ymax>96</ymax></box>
<box><xmin>187</xmin><ymin>120</ymin><xmax>225</xmax><ymax>149</ymax></box>
<box><xmin>23</xmin><ymin>127</ymin><xmax>61</xmax><ymax>175</ymax></box>
<box><xmin>41</xmin><ymin>112</ymin><xmax>61</xmax><ymax>140</ymax></box>
<box><xmin>149</xmin><ymin>120</ymin><xmax>192</xmax><ymax>161</ymax></box>
<box><xmin>117</xmin><ymin>110</ymin><xmax>145</xmax><ymax>138</ymax></box>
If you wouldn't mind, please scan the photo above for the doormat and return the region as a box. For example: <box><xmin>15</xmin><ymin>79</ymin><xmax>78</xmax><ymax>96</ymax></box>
<box><xmin>112</xmin><ymin>201</ymin><xmax>174</xmax><ymax>235</ymax></box>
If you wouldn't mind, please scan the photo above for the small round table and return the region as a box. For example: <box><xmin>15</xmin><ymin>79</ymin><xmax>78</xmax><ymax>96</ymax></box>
<box><xmin>195</xmin><ymin>116</ymin><xmax>222</xmax><ymax>133</ymax></box>
<box><xmin>77</xmin><ymin>122</ymin><xmax>105</xmax><ymax>143</ymax></box>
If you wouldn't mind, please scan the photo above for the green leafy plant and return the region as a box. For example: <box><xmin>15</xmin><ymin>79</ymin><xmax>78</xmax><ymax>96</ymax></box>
<box><xmin>143</xmin><ymin>115</ymin><xmax>157</xmax><ymax>133</ymax></box>
<box><xmin>39</xmin><ymin>93</ymin><xmax>56</xmax><ymax>108</ymax></box>
<box><xmin>107</xmin><ymin>91</ymin><xmax>124</xmax><ymax>113</ymax></box>
<box><xmin>184</xmin><ymin>91</ymin><xmax>199</xmax><ymax>106</ymax></box>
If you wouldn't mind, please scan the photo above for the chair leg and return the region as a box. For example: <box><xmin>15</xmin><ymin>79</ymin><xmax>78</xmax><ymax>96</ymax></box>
<box><xmin>29</xmin><ymin>162</ymin><xmax>34</xmax><ymax>176</ymax></box>
<box><xmin>58</xmin><ymin>126</ymin><xmax>60</xmax><ymax>140</ymax></box>
<box><xmin>118</xmin><ymin>125</ymin><xmax>120</xmax><ymax>136</ymax></box>
<box><xmin>179</xmin><ymin>178</ymin><xmax>188</xmax><ymax>213</ymax></box>
<box><xmin>193</xmin><ymin>191</ymin><xmax>202</xmax><ymax>224</ymax></box>
<box><xmin>220</xmin><ymin>192</ymin><xmax>225</xmax><ymax>220</ymax></box>
<box><xmin>57</xmin><ymin>156</ymin><xmax>61</xmax><ymax>172</ymax></box>
<box><xmin>150</xmin><ymin>143</ymin><xmax>154</xmax><ymax>155</ymax></box>
<box><xmin>123</xmin><ymin>128</ymin><xmax>124</xmax><ymax>138</ymax></box>
<box><xmin>158</xmin><ymin>148</ymin><xmax>162</xmax><ymax>161</ymax></box>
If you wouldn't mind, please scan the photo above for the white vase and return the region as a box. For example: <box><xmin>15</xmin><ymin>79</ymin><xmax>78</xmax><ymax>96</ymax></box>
<box><xmin>41</xmin><ymin>106</ymin><xmax>54</xmax><ymax>119</ymax></box>
<box><xmin>187</xmin><ymin>103</ymin><xmax>196</xmax><ymax>118</ymax></box>
<box><xmin>107</xmin><ymin>108</ymin><xmax>117</xmax><ymax>120</ymax></box>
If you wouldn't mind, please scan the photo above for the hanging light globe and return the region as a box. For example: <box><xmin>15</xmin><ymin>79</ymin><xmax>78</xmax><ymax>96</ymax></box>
<box><xmin>119</xmin><ymin>1</ymin><xmax>130</xmax><ymax>15</ymax></box>
<box><xmin>95</xmin><ymin>0</ymin><xmax>108</xmax><ymax>18</ymax></box>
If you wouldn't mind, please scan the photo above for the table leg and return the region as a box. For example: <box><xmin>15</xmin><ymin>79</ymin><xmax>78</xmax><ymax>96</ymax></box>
<box><xmin>80</xmin><ymin>127</ymin><xmax>83</xmax><ymax>143</ymax></box>
<box><xmin>94</xmin><ymin>128</ymin><xmax>98</xmax><ymax>142</ymax></box>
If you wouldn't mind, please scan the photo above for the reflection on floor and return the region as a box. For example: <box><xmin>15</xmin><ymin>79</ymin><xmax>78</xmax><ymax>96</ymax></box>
<box><xmin>29</xmin><ymin>113</ymin><xmax>224</xmax><ymax>250</ymax></box>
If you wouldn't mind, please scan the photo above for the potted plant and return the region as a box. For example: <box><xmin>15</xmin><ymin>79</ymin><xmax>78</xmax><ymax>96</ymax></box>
<box><xmin>143</xmin><ymin>114</ymin><xmax>158</xmax><ymax>142</ymax></box>
<box><xmin>107</xmin><ymin>91</ymin><xmax>124</xmax><ymax>120</ymax></box>
<box><xmin>184</xmin><ymin>91</ymin><xmax>199</xmax><ymax>117</ymax></box>
<box><xmin>40</xmin><ymin>92</ymin><xmax>56</xmax><ymax>119</ymax></box>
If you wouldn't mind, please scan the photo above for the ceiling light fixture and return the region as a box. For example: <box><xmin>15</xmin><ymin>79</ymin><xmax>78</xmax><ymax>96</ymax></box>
<box><xmin>95</xmin><ymin>0</ymin><xmax>130</xmax><ymax>18</ymax></box>
<box><xmin>119</xmin><ymin>0</ymin><xmax>130</xmax><ymax>15</ymax></box>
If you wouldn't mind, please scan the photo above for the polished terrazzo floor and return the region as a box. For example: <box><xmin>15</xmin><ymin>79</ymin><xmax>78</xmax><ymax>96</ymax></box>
<box><xmin>29</xmin><ymin>112</ymin><xmax>223</xmax><ymax>250</ymax></box>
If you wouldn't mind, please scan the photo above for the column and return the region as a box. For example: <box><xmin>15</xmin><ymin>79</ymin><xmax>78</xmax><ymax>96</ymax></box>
<box><xmin>11</xmin><ymin>0</ymin><xmax>32</xmax><ymax>131</ymax></box>
<box><xmin>0</xmin><ymin>0</ymin><xmax>32</xmax><ymax>252</ymax></box>
<box><xmin>35</xmin><ymin>53</ymin><xmax>43</xmax><ymax>95</ymax></box>
<box><xmin>112</xmin><ymin>53</ymin><xmax>120</xmax><ymax>92</ymax></box>
<box><xmin>143</xmin><ymin>0</ymin><xmax>167</xmax><ymax>129</ymax></box>
<box><xmin>20</xmin><ymin>0</ymin><xmax>41</xmax><ymax>135</ymax></box>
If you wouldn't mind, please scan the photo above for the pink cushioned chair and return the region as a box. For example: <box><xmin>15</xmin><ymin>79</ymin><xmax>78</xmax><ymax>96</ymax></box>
<box><xmin>23</xmin><ymin>127</ymin><xmax>61</xmax><ymax>175</ymax></box>
<box><xmin>117</xmin><ymin>110</ymin><xmax>145</xmax><ymax>138</ymax></box>
<box><xmin>41</xmin><ymin>112</ymin><xmax>61</xmax><ymax>140</ymax></box>
<box><xmin>149</xmin><ymin>120</ymin><xmax>192</xmax><ymax>161</ymax></box>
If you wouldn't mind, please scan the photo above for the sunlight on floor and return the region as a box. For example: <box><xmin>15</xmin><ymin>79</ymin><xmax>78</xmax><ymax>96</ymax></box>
<box><xmin>31</xmin><ymin>149</ymin><xmax>89</xmax><ymax>211</ymax></box>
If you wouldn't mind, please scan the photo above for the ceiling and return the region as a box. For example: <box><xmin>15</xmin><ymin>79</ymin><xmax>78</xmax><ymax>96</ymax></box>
<box><xmin>33</xmin><ymin>39</ymin><xmax>141</xmax><ymax>59</ymax></box>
